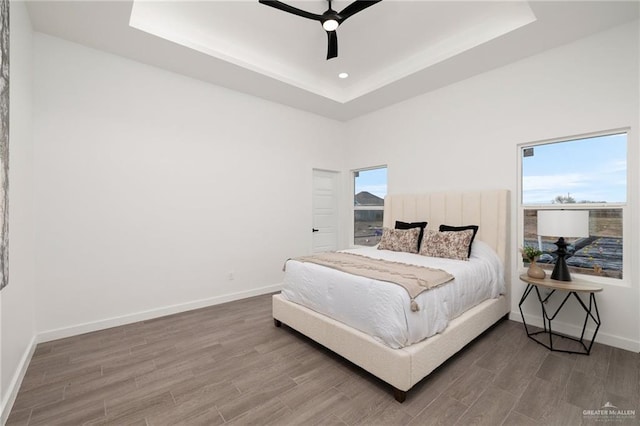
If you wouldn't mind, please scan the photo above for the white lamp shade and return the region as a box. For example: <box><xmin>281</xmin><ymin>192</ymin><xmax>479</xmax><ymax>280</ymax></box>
<box><xmin>537</xmin><ymin>210</ymin><xmax>589</xmax><ymax>238</ymax></box>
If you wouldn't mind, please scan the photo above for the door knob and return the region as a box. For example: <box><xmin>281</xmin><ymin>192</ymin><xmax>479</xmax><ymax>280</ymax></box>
<box><xmin>312</xmin><ymin>228</ymin><xmax>319</xmax><ymax>232</ymax></box>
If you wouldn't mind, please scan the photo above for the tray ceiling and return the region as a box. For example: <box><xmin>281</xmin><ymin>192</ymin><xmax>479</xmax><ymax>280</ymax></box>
<box><xmin>26</xmin><ymin>1</ymin><xmax>640</xmax><ymax>121</ymax></box>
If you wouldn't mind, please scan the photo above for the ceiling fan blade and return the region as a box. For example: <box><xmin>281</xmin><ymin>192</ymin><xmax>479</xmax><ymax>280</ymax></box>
<box><xmin>338</xmin><ymin>0</ymin><xmax>381</xmax><ymax>23</ymax></box>
<box><xmin>258</xmin><ymin>0</ymin><xmax>323</xmax><ymax>22</ymax></box>
<box><xmin>327</xmin><ymin>31</ymin><xmax>338</xmax><ymax>60</ymax></box>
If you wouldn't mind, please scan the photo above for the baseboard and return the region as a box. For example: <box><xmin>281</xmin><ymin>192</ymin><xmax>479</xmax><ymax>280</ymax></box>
<box><xmin>37</xmin><ymin>284</ymin><xmax>283</xmax><ymax>343</ymax></box>
<box><xmin>509</xmin><ymin>311</ymin><xmax>640</xmax><ymax>352</ymax></box>
<box><xmin>1</xmin><ymin>335</ymin><xmax>37</xmax><ymax>426</ymax></box>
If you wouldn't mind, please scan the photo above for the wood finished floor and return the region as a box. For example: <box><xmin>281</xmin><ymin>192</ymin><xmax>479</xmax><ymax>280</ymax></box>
<box><xmin>6</xmin><ymin>294</ymin><xmax>639</xmax><ymax>426</ymax></box>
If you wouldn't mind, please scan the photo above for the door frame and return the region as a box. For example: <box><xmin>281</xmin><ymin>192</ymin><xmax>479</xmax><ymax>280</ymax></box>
<box><xmin>312</xmin><ymin>168</ymin><xmax>341</xmax><ymax>253</ymax></box>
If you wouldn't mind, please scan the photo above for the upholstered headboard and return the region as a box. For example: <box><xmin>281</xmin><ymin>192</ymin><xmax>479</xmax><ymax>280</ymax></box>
<box><xmin>383</xmin><ymin>190</ymin><xmax>510</xmax><ymax>265</ymax></box>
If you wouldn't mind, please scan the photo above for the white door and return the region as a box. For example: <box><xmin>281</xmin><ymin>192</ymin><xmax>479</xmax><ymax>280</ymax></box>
<box><xmin>312</xmin><ymin>169</ymin><xmax>339</xmax><ymax>253</ymax></box>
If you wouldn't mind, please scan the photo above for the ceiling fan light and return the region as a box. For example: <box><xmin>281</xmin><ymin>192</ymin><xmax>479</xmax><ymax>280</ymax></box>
<box><xmin>322</xmin><ymin>19</ymin><xmax>339</xmax><ymax>31</ymax></box>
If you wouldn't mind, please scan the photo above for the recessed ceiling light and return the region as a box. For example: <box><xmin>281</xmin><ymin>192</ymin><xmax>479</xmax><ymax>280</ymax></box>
<box><xmin>338</xmin><ymin>72</ymin><xmax>349</xmax><ymax>79</ymax></box>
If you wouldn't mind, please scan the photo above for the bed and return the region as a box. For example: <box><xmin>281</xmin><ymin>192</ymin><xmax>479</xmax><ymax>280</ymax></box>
<box><xmin>273</xmin><ymin>190</ymin><xmax>510</xmax><ymax>402</ymax></box>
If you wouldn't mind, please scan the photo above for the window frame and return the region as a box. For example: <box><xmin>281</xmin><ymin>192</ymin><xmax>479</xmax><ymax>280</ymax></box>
<box><xmin>517</xmin><ymin>129</ymin><xmax>629</xmax><ymax>286</ymax></box>
<box><xmin>351</xmin><ymin>165</ymin><xmax>387</xmax><ymax>248</ymax></box>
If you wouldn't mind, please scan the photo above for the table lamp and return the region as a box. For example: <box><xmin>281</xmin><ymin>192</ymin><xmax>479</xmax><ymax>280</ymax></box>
<box><xmin>537</xmin><ymin>210</ymin><xmax>589</xmax><ymax>281</ymax></box>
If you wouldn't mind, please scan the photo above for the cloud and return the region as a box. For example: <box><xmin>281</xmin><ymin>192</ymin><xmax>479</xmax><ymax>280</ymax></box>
<box><xmin>523</xmin><ymin>170</ymin><xmax>625</xmax><ymax>204</ymax></box>
<box><xmin>523</xmin><ymin>173</ymin><xmax>589</xmax><ymax>191</ymax></box>
<box><xmin>356</xmin><ymin>184</ymin><xmax>387</xmax><ymax>199</ymax></box>
<box><xmin>599</xmin><ymin>159</ymin><xmax>627</xmax><ymax>175</ymax></box>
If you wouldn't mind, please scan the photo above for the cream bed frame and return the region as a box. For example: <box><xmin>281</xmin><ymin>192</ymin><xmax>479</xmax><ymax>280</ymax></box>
<box><xmin>273</xmin><ymin>190</ymin><xmax>510</xmax><ymax>402</ymax></box>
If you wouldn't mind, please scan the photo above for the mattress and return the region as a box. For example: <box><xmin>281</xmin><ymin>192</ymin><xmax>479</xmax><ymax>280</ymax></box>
<box><xmin>281</xmin><ymin>241</ymin><xmax>505</xmax><ymax>349</ymax></box>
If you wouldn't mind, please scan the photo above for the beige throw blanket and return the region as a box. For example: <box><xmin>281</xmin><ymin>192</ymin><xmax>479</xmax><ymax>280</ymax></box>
<box><xmin>288</xmin><ymin>252</ymin><xmax>454</xmax><ymax>312</ymax></box>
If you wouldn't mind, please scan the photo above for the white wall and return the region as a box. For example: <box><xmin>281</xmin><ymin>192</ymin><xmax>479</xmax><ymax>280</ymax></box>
<box><xmin>3</xmin><ymin>14</ymin><xmax>638</xmax><ymax>422</ymax></box>
<box><xmin>1</xmin><ymin>1</ymin><xmax>37</xmax><ymax>422</ymax></box>
<box><xmin>344</xmin><ymin>21</ymin><xmax>640</xmax><ymax>351</ymax></box>
<box><xmin>32</xmin><ymin>34</ymin><xmax>344</xmax><ymax>339</ymax></box>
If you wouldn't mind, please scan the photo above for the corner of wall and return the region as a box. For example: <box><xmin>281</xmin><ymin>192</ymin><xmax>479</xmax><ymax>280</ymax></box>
<box><xmin>1</xmin><ymin>1</ymin><xmax>38</xmax><ymax>422</ymax></box>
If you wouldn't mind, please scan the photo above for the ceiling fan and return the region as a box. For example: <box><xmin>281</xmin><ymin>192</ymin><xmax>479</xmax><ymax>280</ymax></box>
<box><xmin>258</xmin><ymin>0</ymin><xmax>382</xmax><ymax>60</ymax></box>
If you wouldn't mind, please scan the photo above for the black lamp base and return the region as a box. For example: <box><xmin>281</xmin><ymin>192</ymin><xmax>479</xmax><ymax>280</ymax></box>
<box><xmin>550</xmin><ymin>237</ymin><xmax>572</xmax><ymax>281</ymax></box>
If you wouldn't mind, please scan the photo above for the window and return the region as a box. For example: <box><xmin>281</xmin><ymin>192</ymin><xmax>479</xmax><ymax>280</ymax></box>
<box><xmin>353</xmin><ymin>166</ymin><xmax>387</xmax><ymax>246</ymax></box>
<box><xmin>520</xmin><ymin>132</ymin><xmax>627</xmax><ymax>279</ymax></box>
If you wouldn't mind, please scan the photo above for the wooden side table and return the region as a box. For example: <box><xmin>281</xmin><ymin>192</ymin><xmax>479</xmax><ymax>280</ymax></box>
<box><xmin>518</xmin><ymin>274</ymin><xmax>602</xmax><ymax>355</ymax></box>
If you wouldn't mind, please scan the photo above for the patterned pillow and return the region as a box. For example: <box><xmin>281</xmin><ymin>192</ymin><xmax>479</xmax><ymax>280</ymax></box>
<box><xmin>395</xmin><ymin>221</ymin><xmax>428</xmax><ymax>252</ymax></box>
<box><xmin>439</xmin><ymin>224</ymin><xmax>479</xmax><ymax>258</ymax></box>
<box><xmin>419</xmin><ymin>229</ymin><xmax>475</xmax><ymax>260</ymax></box>
<box><xmin>377</xmin><ymin>227</ymin><xmax>421</xmax><ymax>254</ymax></box>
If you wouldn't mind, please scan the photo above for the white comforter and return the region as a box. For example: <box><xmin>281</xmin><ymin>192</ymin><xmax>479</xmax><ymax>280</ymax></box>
<box><xmin>281</xmin><ymin>241</ymin><xmax>505</xmax><ymax>349</ymax></box>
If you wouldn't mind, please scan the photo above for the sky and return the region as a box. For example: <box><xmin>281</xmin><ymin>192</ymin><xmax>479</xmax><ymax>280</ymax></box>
<box><xmin>353</xmin><ymin>133</ymin><xmax>626</xmax><ymax>204</ymax></box>
<box><xmin>355</xmin><ymin>167</ymin><xmax>387</xmax><ymax>199</ymax></box>
<box><xmin>522</xmin><ymin>133</ymin><xmax>627</xmax><ymax>204</ymax></box>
